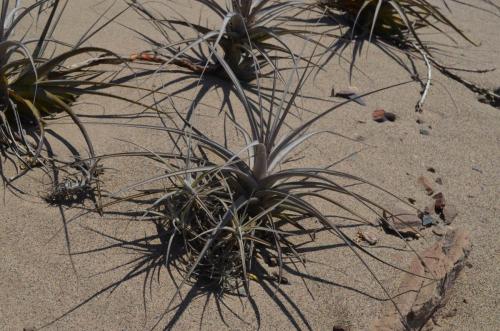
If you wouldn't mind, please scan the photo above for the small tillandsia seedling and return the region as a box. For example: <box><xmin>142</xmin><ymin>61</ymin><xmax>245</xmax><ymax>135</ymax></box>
<box><xmin>43</xmin><ymin>158</ymin><xmax>104</xmax><ymax>207</ymax></box>
<box><xmin>127</xmin><ymin>0</ymin><xmax>311</xmax><ymax>83</ymax></box>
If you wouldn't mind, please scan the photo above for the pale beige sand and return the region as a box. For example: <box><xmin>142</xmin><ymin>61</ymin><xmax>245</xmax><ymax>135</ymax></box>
<box><xmin>1</xmin><ymin>1</ymin><xmax>499</xmax><ymax>330</ymax></box>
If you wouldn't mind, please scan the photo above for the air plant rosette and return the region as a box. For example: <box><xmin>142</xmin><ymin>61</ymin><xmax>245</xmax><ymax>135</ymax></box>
<box><xmin>127</xmin><ymin>0</ymin><xmax>311</xmax><ymax>83</ymax></box>
<box><xmin>92</xmin><ymin>61</ymin><xmax>425</xmax><ymax>329</ymax></box>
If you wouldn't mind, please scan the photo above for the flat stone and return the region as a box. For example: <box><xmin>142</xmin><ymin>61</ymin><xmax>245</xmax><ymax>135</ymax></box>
<box><xmin>380</xmin><ymin>210</ymin><xmax>422</xmax><ymax>239</ymax></box>
<box><xmin>422</xmin><ymin>213</ymin><xmax>437</xmax><ymax>227</ymax></box>
<box><xmin>358</xmin><ymin>230</ymin><xmax>378</xmax><ymax>245</ymax></box>
<box><xmin>372</xmin><ymin>229</ymin><xmax>471</xmax><ymax>331</ymax></box>
<box><xmin>420</xmin><ymin>128</ymin><xmax>430</xmax><ymax>135</ymax></box>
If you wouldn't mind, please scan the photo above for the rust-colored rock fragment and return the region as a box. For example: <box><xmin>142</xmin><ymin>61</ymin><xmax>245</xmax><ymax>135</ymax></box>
<box><xmin>373</xmin><ymin>109</ymin><xmax>386</xmax><ymax>122</ymax></box>
<box><xmin>372</xmin><ymin>229</ymin><xmax>471</xmax><ymax>331</ymax></box>
<box><xmin>433</xmin><ymin>192</ymin><xmax>446</xmax><ymax>212</ymax></box>
<box><xmin>380</xmin><ymin>210</ymin><xmax>422</xmax><ymax>239</ymax></box>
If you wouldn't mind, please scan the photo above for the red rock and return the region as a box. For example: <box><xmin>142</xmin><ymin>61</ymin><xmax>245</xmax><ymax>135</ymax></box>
<box><xmin>372</xmin><ymin>109</ymin><xmax>386</xmax><ymax>122</ymax></box>
<box><xmin>372</xmin><ymin>229</ymin><xmax>471</xmax><ymax>331</ymax></box>
<box><xmin>433</xmin><ymin>192</ymin><xmax>446</xmax><ymax>212</ymax></box>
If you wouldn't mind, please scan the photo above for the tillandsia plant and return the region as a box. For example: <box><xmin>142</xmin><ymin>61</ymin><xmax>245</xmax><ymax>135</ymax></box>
<box><xmin>0</xmin><ymin>0</ymin><xmax>150</xmax><ymax>201</ymax></box>
<box><xmin>54</xmin><ymin>56</ymin><xmax>425</xmax><ymax>329</ymax></box>
<box><xmin>127</xmin><ymin>0</ymin><xmax>311</xmax><ymax>83</ymax></box>
<box><xmin>311</xmin><ymin>0</ymin><xmax>500</xmax><ymax>110</ymax></box>
<box><xmin>316</xmin><ymin>0</ymin><xmax>472</xmax><ymax>46</ymax></box>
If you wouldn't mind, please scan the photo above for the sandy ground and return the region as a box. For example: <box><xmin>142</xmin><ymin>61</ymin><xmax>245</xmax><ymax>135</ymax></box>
<box><xmin>1</xmin><ymin>1</ymin><xmax>499</xmax><ymax>330</ymax></box>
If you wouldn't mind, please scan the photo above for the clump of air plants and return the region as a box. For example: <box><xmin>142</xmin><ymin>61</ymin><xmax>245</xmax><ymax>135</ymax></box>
<box><xmin>127</xmin><ymin>0</ymin><xmax>309</xmax><ymax>83</ymax></box>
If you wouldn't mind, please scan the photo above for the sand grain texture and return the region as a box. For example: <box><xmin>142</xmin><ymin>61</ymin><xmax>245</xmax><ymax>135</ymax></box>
<box><xmin>1</xmin><ymin>1</ymin><xmax>499</xmax><ymax>330</ymax></box>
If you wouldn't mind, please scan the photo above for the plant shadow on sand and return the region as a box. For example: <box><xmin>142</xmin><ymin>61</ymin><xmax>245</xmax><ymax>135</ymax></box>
<box><xmin>41</xmin><ymin>215</ymin><xmax>399</xmax><ymax>331</ymax></box>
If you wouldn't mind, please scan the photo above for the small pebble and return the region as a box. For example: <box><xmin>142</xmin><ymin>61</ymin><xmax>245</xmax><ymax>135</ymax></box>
<box><xmin>372</xmin><ymin>109</ymin><xmax>386</xmax><ymax>122</ymax></box>
<box><xmin>427</xmin><ymin>167</ymin><xmax>436</xmax><ymax>173</ymax></box>
<box><xmin>420</xmin><ymin>128</ymin><xmax>430</xmax><ymax>135</ymax></box>
<box><xmin>358</xmin><ymin>230</ymin><xmax>378</xmax><ymax>245</ymax></box>
<box><xmin>422</xmin><ymin>213</ymin><xmax>436</xmax><ymax>227</ymax></box>
<box><xmin>435</xmin><ymin>177</ymin><xmax>443</xmax><ymax>185</ymax></box>
<box><xmin>416</xmin><ymin>118</ymin><xmax>424</xmax><ymax>124</ymax></box>
<box><xmin>407</xmin><ymin>197</ymin><xmax>416</xmax><ymax>204</ymax></box>
<box><xmin>272</xmin><ymin>272</ymin><xmax>290</xmax><ymax>285</ymax></box>
<box><xmin>433</xmin><ymin>192</ymin><xmax>446</xmax><ymax>212</ymax></box>
<box><xmin>384</xmin><ymin>112</ymin><xmax>396</xmax><ymax>122</ymax></box>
